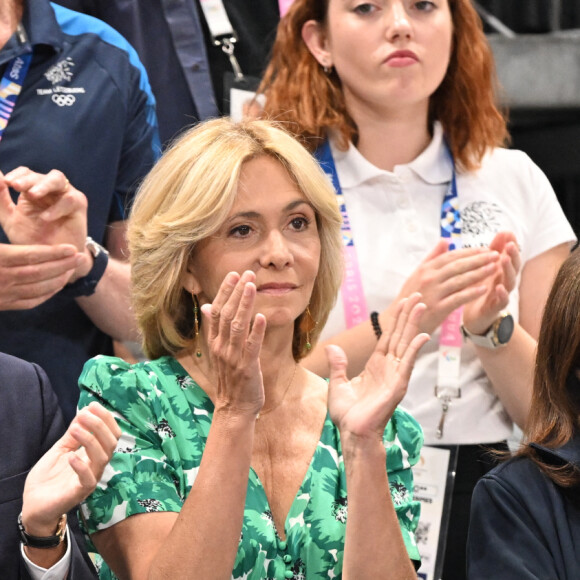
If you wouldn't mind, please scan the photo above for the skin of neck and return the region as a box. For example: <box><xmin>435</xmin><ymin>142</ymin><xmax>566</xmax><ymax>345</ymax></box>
<box><xmin>0</xmin><ymin>0</ymin><xmax>22</xmax><ymax>49</ymax></box>
<box><xmin>345</xmin><ymin>95</ymin><xmax>433</xmax><ymax>172</ymax></box>
<box><xmin>195</xmin><ymin>321</ymin><xmax>301</xmax><ymax>405</ymax></box>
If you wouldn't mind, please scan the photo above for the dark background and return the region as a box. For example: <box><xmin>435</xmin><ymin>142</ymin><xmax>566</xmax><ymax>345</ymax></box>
<box><xmin>478</xmin><ymin>0</ymin><xmax>580</xmax><ymax>237</ymax></box>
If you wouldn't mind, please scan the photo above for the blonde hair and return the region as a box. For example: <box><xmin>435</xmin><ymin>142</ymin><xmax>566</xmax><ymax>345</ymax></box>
<box><xmin>128</xmin><ymin>118</ymin><xmax>343</xmax><ymax>360</ymax></box>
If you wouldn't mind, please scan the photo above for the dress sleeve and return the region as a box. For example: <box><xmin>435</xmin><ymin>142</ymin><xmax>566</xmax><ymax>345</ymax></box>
<box><xmin>77</xmin><ymin>356</ymin><xmax>183</xmax><ymax>536</ymax></box>
<box><xmin>467</xmin><ymin>469</ymin><xmax>558</xmax><ymax>580</ymax></box>
<box><xmin>384</xmin><ymin>406</ymin><xmax>424</xmax><ymax>565</ymax></box>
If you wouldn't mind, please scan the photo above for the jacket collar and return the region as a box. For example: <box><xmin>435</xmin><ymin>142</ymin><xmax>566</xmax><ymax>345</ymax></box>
<box><xmin>530</xmin><ymin>433</ymin><xmax>580</xmax><ymax>470</ymax></box>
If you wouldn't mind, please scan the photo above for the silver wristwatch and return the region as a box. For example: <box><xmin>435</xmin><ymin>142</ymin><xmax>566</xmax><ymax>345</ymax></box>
<box><xmin>461</xmin><ymin>312</ymin><xmax>514</xmax><ymax>349</ymax></box>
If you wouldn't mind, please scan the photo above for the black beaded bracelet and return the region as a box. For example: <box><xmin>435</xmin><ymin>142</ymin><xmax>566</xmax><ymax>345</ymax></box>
<box><xmin>370</xmin><ymin>311</ymin><xmax>382</xmax><ymax>339</ymax></box>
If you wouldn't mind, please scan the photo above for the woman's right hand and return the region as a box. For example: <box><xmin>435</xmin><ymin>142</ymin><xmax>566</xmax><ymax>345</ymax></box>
<box><xmin>201</xmin><ymin>270</ymin><xmax>267</xmax><ymax>419</ymax></box>
<box><xmin>392</xmin><ymin>239</ymin><xmax>501</xmax><ymax>334</ymax></box>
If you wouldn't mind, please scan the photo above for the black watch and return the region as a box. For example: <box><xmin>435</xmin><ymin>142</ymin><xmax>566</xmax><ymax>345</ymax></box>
<box><xmin>18</xmin><ymin>513</ymin><xmax>67</xmax><ymax>549</ymax></box>
<box><xmin>60</xmin><ymin>236</ymin><xmax>109</xmax><ymax>298</ymax></box>
<box><xmin>461</xmin><ymin>312</ymin><xmax>514</xmax><ymax>349</ymax></box>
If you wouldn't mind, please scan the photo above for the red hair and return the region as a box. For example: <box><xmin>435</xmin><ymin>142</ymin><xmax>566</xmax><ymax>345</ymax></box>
<box><xmin>260</xmin><ymin>0</ymin><xmax>509</xmax><ymax>171</ymax></box>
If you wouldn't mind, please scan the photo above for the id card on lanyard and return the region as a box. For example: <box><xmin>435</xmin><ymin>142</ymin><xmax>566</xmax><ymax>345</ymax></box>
<box><xmin>0</xmin><ymin>24</ymin><xmax>32</xmax><ymax>142</ymax></box>
<box><xmin>198</xmin><ymin>0</ymin><xmax>262</xmax><ymax>120</ymax></box>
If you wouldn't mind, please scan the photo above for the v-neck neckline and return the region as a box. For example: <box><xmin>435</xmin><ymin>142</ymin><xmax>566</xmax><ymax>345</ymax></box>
<box><xmin>170</xmin><ymin>356</ymin><xmax>332</xmax><ymax>543</ymax></box>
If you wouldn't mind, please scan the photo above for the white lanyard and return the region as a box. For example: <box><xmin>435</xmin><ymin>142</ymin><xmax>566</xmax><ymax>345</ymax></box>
<box><xmin>198</xmin><ymin>0</ymin><xmax>243</xmax><ymax>79</ymax></box>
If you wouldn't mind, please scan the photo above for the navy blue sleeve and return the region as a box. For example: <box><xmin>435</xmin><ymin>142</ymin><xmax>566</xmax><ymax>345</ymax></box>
<box><xmin>467</xmin><ymin>473</ymin><xmax>558</xmax><ymax>580</ymax></box>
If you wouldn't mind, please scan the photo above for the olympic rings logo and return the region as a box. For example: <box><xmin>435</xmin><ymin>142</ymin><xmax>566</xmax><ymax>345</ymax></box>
<box><xmin>51</xmin><ymin>94</ymin><xmax>76</xmax><ymax>107</ymax></box>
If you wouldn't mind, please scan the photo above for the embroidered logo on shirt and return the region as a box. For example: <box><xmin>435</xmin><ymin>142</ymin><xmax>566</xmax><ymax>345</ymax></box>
<box><xmin>462</xmin><ymin>201</ymin><xmax>504</xmax><ymax>248</ymax></box>
<box><xmin>36</xmin><ymin>57</ymin><xmax>86</xmax><ymax>106</ymax></box>
<box><xmin>44</xmin><ymin>57</ymin><xmax>75</xmax><ymax>84</ymax></box>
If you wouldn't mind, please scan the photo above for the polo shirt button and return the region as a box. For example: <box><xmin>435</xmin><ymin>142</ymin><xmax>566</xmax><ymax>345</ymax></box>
<box><xmin>284</xmin><ymin>570</ymin><xmax>294</xmax><ymax>579</ymax></box>
<box><xmin>278</xmin><ymin>540</ymin><xmax>287</xmax><ymax>550</ymax></box>
<box><xmin>283</xmin><ymin>554</ymin><xmax>292</xmax><ymax>563</ymax></box>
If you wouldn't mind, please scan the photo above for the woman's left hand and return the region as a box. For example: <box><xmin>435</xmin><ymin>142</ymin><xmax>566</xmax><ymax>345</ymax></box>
<box><xmin>462</xmin><ymin>231</ymin><xmax>521</xmax><ymax>335</ymax></box>
<box><xmin>326</xmin><ymin>293</ymin><xmax>430</xmax><ymax>440</ymax></box>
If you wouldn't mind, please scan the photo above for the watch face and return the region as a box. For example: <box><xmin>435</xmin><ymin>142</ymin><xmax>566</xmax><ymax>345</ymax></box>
<box><xmin>497</xmin><ymin>314</ymin><xmax>515</xmax><ymax>344</ymax></box>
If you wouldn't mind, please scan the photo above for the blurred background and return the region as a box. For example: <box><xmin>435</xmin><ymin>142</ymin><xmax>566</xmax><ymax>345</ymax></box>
<box><xmin>477</xmin><ymin>0</ymin><xmax>580</xmax><ymax>237</ymax></box>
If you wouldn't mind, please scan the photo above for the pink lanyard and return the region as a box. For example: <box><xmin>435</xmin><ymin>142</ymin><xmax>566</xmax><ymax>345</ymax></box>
<box><xmin>278</xmin><ymin>0</ymin><xmax>294</xmax><ymax>17</ymax></box>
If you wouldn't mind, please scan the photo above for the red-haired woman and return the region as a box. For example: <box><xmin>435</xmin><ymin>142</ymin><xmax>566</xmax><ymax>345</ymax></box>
<box><xmin>259</xmin><ymin>1</ymin><xmax>576</xmax><ymax>577</ymax></box>
<box><xmin>468</xmin><ymin>249</ymin><xmax>580</xmax><ymax>579</ymax></box>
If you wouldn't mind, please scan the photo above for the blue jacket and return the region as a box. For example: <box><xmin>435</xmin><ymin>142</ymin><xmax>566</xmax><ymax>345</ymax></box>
<box><xmin>467</xmin><ymin>436</ymin><xmax>580</xmax><ymax>579</ymax></box>
<box><xmin>0</xmin><ymin>0</ymin><xmax>160</xmax><ymax>423</ymax></box>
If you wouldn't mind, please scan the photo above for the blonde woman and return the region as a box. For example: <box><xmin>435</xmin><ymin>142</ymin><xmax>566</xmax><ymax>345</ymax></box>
<box><xmin>77</xmin><ymin>118</ymin><xmax>430</xmax><ymax>579</ymax></box>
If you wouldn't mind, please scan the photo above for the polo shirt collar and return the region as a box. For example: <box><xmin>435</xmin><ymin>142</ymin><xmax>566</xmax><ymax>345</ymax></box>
<box><xmin>1</xmin><ymin>0</ymin><xmax>63</xmax><ymax>64</ymax></box>
<box><xmin>23</xmin><ymin>0</ymin><xmax>63</xmax><ymax>49</ymax></box>
<box><xmin>331</xmin><ymin>121</ymin><xmax>454</xmax><ymax>189</ymax></box>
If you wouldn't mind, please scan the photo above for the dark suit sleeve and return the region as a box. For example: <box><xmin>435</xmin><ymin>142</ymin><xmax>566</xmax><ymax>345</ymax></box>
<box><xmin>466</xmin><ymin>473</ymin><xmax>558</xmax><ymax>580</ymax></box>
<box><xmin>11</xmin><ymin>360</ymin><xmax>98</xmax><ymax>579</ymax></box>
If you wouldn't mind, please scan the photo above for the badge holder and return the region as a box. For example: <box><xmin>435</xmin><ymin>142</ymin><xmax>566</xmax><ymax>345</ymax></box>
<box><xmin>413</xmin><ymin>445</ymin><xmax>458</xmax><ymax>580</ymax></box>
<box><xmin>198</xmin><ymin>0</ymin><xmax>262</xmax><ymax>119</ymax></box>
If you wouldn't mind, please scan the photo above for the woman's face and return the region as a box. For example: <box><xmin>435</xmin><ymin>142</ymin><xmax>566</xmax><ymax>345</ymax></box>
<box><xmin>185</xmin><ymin>155</ymin><xmax>321</xmax><ymax>329</ymax></box>
<box><xmin>313</xmin><ymin>0</ymin><xmax>453</xmax><ymax>118</ymax></box>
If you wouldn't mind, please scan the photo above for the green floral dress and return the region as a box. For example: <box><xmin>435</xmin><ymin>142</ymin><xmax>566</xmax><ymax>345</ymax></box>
<box><xmin>77</xmin><ymin>355</ymin><xmax>423</xmax><ymax>579</ymax></box>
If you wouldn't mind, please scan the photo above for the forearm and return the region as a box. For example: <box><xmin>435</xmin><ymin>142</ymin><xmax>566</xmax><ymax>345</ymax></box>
<box><xmin>341</xmin><ymin>434</ymin><xmax>416</xmax><ymax>580</ymax></box>
<box><xmin>149</xmin><ymin>411</ymin><xmax>255</xmax><ymax>579</ymax></box>
<box><xmin>76</xmin><ymin>258</ymin><xmax>138</xmax><ymax>341</ymax></box>
<box><xmin>475</xmin><ymin>324</ymin><xmax>535</xmax><ymax>430</ymax></box>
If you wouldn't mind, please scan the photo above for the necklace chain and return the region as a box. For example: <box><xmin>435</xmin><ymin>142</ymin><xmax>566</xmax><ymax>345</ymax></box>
<box><xmin>189</xmin><ymin>354</ymin><xmax>298</xmax><ymax>420</ymax></box>
<box><xmin>257</xmin><ymin>362</ymin><xmax>298</xmax><ymax>419</ymax></box>
<box><xmin>258</xmin><ymin>362</ymin><xmax>298</xmax><ymax>419</ymax></box>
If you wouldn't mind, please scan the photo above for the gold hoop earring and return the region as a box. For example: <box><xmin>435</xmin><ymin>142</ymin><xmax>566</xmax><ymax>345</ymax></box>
<box><xmin>193</xmin><ymin>294</ymin><xmax>202</xmax><ymax>358</ymax></box>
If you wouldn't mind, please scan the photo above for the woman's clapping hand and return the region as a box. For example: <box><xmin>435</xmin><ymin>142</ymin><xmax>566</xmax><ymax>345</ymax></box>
<box><xmin>326</xmin><ymin>293</ymin><xmax>430</xmax><ymax>440</ymax></box>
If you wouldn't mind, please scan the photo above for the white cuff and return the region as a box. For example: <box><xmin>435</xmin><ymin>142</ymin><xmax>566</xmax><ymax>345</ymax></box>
<box><xmin>21</xmin><ymin>524</ymin><xmax>71</xmax><ymax>580</ymax></box>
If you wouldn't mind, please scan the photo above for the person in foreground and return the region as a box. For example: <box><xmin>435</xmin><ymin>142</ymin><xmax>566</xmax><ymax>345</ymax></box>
<box><xmin>258</xmin><ymin>1</ymin><xmax>576</xmax><ymax>576</ymax></box>
<box><xmin>0</xmin><ymin>352</ymin><xmax>120</xmax><ymax>579</ymax></box>
<box><xmin>467</xmin><ymin>249</ymin><xmax>580</xmax><ymax>580</ymax></box>
<box><xmin>76</xmin><ymin>117</ymin><xmax>430</xmax><ymax>579</ymax></box>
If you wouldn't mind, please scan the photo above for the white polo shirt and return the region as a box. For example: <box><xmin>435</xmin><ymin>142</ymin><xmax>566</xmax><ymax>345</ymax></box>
<box><xmin>321</xmin><ymin>123</ymin><xmax>576</xmax><ymax>444</ymax></box>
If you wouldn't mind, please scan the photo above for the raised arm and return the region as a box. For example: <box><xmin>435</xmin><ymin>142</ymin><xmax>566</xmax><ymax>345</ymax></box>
<box><xmin>462</xmin><ymin>234</ymin><xmax>570</xmax><ymax>428</ymax></box>
<box><xmin>305</xmin><ymin>240</ymin><xmax>499</xmax><ymax>377</ymax></box>
<box><xmin>0</xmin><ymin>167</ymin><xmax>137</xmax><ymax>340</ymax></box>
<box><xmin>326</xmin><ymin>293</ymin><xmax>430</xmax><ymax>579</ymax></box>
<box><xmin>90</xmin><ymin>271</ymin><xmax>266</xmax><ymax>580</ymax></box>
<box><xmin>21</xmin><ymin>402</ymin><xmax>121</xmax><ymax>573</ymax></box>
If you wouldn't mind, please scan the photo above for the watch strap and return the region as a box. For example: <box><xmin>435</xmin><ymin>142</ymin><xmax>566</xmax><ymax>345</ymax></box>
<box><xmin>18</xmin><ymin>513</ymin><xmax>67</xmax><ymax>549</ymax></box>
<box><xmin>461</xmin><ymin>325</ymin><xmax>497</xmax><ymax>348</ymax></box>
<box><xmin>60</xmin><ymin>237</ymin><xmax>109</xmax><ymax>298</ymax></box>
<box><xmin>461</xmin><ymin>312</ymin><xmax>513</xmax><ymax>349</ymax></box>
